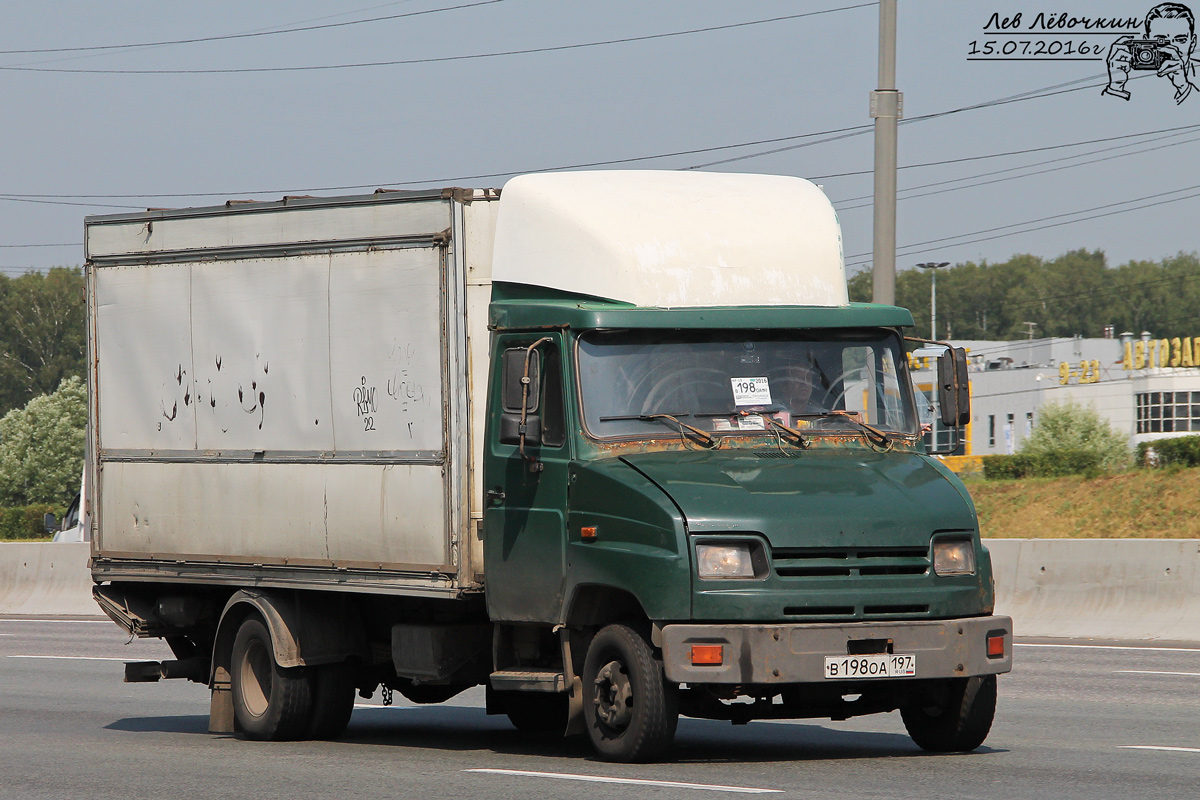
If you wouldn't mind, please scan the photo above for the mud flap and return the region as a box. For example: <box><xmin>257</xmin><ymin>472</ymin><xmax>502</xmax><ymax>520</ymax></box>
<box><xmin>565</xmin><ymin>674</ymin><xmax>585</xmax><ymax>736</ymax></box>
<box><xmin>208</xmin><ymin>666</ymin><xmax>236</xmax><ymax>734</ymax></box>
<box><xmin>560</xmin><ymin>628</ymin><xmax>585</xmax><ymax>736</ymax></box>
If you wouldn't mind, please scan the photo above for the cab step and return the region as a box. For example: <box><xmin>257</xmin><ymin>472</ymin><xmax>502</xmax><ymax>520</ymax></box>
<box><xmin>489</xmin><ymin>668</ymin><xmax>566</xmax><ymax>693</ymax></box>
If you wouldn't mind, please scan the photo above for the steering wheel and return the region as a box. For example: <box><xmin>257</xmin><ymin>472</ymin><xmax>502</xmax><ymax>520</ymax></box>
<box><xmin>639</xmin><ymin>367</ymin><xmax>730</xmax><ymax>414</ymax></box>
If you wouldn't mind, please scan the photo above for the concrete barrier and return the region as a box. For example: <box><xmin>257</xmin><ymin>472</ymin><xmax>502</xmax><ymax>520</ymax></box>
<box><xmin>986</xmin><ymin>539</ymin><xmax>1200</xmax><ymax>642</ymax></box>
<box><xmin>0</xmin><ymin>542</ymin><xmax>97</xmax><ymax>616</ymax></box>
<box><xmin>3</xmin><ymin>540</ymin><xmax>1200</xmax><ymax>639</ymax></box>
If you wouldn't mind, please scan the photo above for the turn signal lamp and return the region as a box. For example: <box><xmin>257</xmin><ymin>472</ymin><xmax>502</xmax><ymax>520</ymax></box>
<box><xmin>987</xmin><ymin>633</ymin><xmax>1006</xmax><ymax>659</ymax></box>
<box><xmin>581</xmin><ymin>525</ymin><xmax>597</xmax><ymax>541</ymax></box>
<box><xmin>690</xmin><ymin>644</ymin><xmax>724</xmax><ymax>666</ymax></box>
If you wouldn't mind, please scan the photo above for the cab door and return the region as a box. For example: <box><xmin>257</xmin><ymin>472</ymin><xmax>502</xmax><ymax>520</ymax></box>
<box><xmin>482</xmin><ymin>334</ymin><xmax>572</xmax><ymax>622</ymax></box>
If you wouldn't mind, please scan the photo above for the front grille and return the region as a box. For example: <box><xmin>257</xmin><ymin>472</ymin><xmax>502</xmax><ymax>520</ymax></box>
<box><xmin>772</xmin><ymin>546</ymin><xmax>929</xmax><ymax>579</ymax></box>
<box><xmin>783</xmin><ymin>606</ymin><xmax>855</xmax><ymax>618</ymax></box>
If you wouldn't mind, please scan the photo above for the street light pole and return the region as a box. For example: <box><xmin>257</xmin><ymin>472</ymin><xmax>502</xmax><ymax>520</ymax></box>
<box><xmin>917</xmin><ymin>262</ymin><xmax>949</xmax><ymax>339</ymax></box>
<box><xmin>871</xmin><ymin>0</ymin><xmax>901</xmax><ymax>305</ymax></box>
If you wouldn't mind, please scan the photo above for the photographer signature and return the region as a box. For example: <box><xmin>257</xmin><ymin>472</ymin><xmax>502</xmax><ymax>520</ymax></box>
<box><xmin>1104</xmin><ymin>2</ymin><xmax>1199</xmax><ymax>103</ymax></box>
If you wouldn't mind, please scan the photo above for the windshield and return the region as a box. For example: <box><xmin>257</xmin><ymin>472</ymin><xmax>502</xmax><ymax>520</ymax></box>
<box><xmin>577</xmin><ymin>329</ymin><xmax>918</xmax><ymax>440</ymax></box>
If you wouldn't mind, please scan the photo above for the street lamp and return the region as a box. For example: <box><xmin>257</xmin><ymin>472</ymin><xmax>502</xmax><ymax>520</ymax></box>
<box><xmin>916</xmin><ymin>262</ymin><xmax>949</xmax><ymax>340</ymax></box>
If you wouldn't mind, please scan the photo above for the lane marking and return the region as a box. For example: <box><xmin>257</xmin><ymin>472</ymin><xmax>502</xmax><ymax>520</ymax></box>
<box><xmin>7</xmin><ymin>655</ymin><xmax>131</xmax><ymax>661</ymax></box>
<box><xmin>1120</xmin><ymin>746</ymin><xmax>1200</xmax><ymax>753</ymax></box>
<box><xmin>1016</xmin><ymin>643</ymin><xmax>1200</xmax><ymax>653</ymax></box>
<box><xmin>464</xmin><ymin>769</ymin><xmax>782</xmax><ymax>794</ymax></box>
<box><xmin>1115</xmin><ymin>670</ymin><xmax>1200</xmax><ymax>677</ymax></box>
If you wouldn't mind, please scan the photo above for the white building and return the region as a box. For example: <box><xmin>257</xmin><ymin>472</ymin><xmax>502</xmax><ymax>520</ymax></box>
<box><xmin>911</xmin><ymin>333</ymin><xmax>1200</xmax><ymax>456</ymax></box>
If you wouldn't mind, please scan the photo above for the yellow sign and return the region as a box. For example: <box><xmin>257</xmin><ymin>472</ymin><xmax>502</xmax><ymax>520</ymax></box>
<box><xmin>1060</xmin><ymin>360</ymin><xmax>1101</xmax><ymax>385</ymax></box>
<box><xmin>1122</xmin><ymin>337</ymin><xmax>1196</xmax><ymax>370</ymax></box>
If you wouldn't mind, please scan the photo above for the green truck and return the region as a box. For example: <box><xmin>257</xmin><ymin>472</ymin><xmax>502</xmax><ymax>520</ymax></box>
<box><xmin>86</xmin><ymin>170</ymin><xmax>1010</xmax><ymax>762</ymax></box>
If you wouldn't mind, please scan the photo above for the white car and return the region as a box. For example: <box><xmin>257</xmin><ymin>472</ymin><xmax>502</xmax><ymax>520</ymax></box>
<box><xmin>50</xmin><ymin>473</ymin><xmax>88</xmax><ymax>543</ymax></box>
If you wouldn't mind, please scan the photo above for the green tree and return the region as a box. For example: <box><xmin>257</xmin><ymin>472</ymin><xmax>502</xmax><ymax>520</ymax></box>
<box><xmin>0</xmin><ymin>376</ymin><xmax>86</xmax><ymax>506</ymax></box>
<box><xmin>851</xmin><ymin>250</ymin><xmax>1200</xmax><ymax>342</ymax></box>
<box><xmin>0</xmin><ymin>267</ymin><xmax>86</xmax><ymax>417</ymax></box>
<box><xmin>1019</xmin><ymin>400</ymin><xmax>1130</xmax><ymax>474</ymax></box>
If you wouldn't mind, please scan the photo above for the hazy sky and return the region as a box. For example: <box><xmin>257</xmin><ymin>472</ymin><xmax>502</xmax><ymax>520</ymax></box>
<box><xmin>3</xmin><ymin>1</ymin><xmax>1199</xmax><ymax>281</ymax></box>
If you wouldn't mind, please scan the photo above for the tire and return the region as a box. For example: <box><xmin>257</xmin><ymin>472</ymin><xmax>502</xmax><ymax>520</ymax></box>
<box><xmin>230</xmin><ymin>615</ymin><xmax>313</xmax><ymax>741</ymax></box>
<box><xmin>901</xmin><ymin>675</ymin><xmax>997</xmax><ymax>753</ymax></box>
<box><xmin>306</xmin><ymin>661</ymin><xmax>355</xmax><ymax>740</ymax></box>
<box><xmin>581</xmin><ymin>624</ymin><xmax>678</xmax><ymax>762</ymax></box>
<box><xmin>499</xmin><ymin>691</ymin><xmax>569</xmax><ymax>734</ymax></box>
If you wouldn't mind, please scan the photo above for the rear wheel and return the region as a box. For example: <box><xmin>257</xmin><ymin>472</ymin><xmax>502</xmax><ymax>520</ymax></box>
<box><xmin>581</xmin><ymin>624</ymin><xmax>678</xmax><ymax>762</ymax></box>
<box><xmin>230</xmin><ymin>615</ymin><xmax>313</xmax><ymax>741</ymax></box>
<box><xmin>306</xmin><ymin>661</ymin><xmax>355</xmax><ymax>740</ymax></box>
<box><xmin>901</xmin><ymin>675</ymin><xmax>997</xmax><ymax>752</ymax></box>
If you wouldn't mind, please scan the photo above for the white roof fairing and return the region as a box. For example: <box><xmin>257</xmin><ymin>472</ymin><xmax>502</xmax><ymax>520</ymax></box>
<box><xmin>491</xmin><ymin>171</ymin><xmax>847</xmax><ymax>308</ymax></box>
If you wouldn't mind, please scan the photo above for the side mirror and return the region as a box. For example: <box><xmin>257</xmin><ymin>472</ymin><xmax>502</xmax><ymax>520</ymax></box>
<box><xmin>502</xmin><ymin>348</ymin><xmax>540</xmax><ymax>414</ymax></box>
<box><xmin>43</xmin><ymin>513</ymin><xmax>58</xmax><ymax>535</ymax></box>
<box><xmin>937</xmin><ymin>347</ymin><xmax>970</xmax><ymax>426</ymax></box>
<box><xmin>499</xmin><ymin>413</ymin><xmax>542</xmax><ymax>447</ymax></box>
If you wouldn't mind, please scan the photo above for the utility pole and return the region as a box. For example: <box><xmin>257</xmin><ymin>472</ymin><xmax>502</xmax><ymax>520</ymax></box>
<box><xmin>871</xmin><ymin>0</ymin><xmax>901</xmax><ymax>305</ymax></box>
<box><xmin>917</xmin><ymin>262</ymin><xmax>949</xmax><ymax>339</ymax></box>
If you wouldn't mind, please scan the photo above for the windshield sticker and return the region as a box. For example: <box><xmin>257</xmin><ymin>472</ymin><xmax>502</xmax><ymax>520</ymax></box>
<box><xmin>737</xmin><ymin>415</ymin><xmax>767</xmax><ymax>431</ymax></box>
<box><xmin>712</xmin><ymin>418</ymin><xmax>734</xmax><ymax>432</ymax></box>
<box><xmin>731</xmin><ymin>377</ymin><xmax>772</xmax><ymax>406</ymax></box>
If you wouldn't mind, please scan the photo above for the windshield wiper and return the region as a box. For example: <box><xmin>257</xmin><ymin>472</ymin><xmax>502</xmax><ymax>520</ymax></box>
<box><xmin>794</xmin><ymin>411</ymin><xmax>892</xmax><ymax>448</ymax></box>
<box><xmin>598</xmin><ymin>412</ymin><xmax>718</xmax><ymax>447</ymax></box>
<box><xmin>599</xmin><ymin>412</ymin><xmax>691</xmax><ymax>421</ymax></box>
<box><xmin>696</xmin><ymin>407</ymin><xmax>809</xmax><ymax>449</ymax></box>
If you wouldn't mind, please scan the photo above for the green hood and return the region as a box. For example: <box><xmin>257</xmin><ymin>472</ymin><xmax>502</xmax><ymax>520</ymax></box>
<box><xmin>619</xmin><ymin>449</ymin><xmax>976</xmax><ymax>548</ymax></box>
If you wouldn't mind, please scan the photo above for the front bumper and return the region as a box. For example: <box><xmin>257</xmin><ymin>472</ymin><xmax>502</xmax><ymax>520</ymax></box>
<box><xmin>660</xmin><ymin>615</ymin><xmax>1012</xmax><ymax>684</ymax></box>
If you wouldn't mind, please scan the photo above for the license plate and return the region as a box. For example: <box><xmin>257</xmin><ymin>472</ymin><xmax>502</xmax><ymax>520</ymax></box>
<box><xmin>823</xmin><ymin>653</ymin><xmax>916</xmax><ymax>679</ymax></box>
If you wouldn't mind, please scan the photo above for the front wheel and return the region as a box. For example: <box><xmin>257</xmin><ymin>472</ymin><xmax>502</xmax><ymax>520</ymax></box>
<box><xmin>901</xmin><ymin>675</ymin><xmax>997</xmax><ymax>752</ymax></box>
<box><xmin>582</xmin><ymin>624</ymin><xmax>678</xmax><ymax>762</ymax></box>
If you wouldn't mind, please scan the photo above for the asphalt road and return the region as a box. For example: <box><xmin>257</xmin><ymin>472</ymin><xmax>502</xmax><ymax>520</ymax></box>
<box><xmin>1</xmin><ymin>618</ymin><xmax>1198</xmax><ymax>799</ymax></box>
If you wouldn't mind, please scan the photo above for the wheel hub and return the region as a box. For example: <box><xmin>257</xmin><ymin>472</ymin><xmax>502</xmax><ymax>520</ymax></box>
<box><xmin>592</xmin><ymin>659</ymin><xmax>633</xmax><ymax>729</ymax></box>
<box><xmin>238</xmin><ymin>638</ymin><xmax>272</xmax><ymax>718</ymax></box>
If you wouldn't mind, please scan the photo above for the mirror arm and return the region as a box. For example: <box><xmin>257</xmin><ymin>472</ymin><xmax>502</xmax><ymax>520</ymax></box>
<box><xmin>519</xmin><ymin>337</ymin><xmax>553</xmax><ymax>469</ymax></box>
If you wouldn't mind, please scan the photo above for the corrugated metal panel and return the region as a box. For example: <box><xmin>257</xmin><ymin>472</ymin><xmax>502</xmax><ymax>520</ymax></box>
<box><xmin>87</xmin><ymin>192</ymin><xmax>494</xmax><ymax>587</ymax></box>
<box><xmin>98</xmin><ymin>462</ymin><xmax>448</xmax><ymax>567</ymax></box>
<box><xmin>86</xmin><ymin>194</ymin><xmax>451</xmax><ymax>260</ymax></box>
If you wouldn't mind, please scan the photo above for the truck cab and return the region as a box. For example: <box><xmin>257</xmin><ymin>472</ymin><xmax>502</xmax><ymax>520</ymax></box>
<box><xmin>477</xmin><ymin>173</ymin><xmax>1009</xmax><ymax>760</ymax></box>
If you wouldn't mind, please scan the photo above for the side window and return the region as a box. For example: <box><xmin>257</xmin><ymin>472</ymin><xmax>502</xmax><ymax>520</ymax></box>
<box><xmin>541</xmin><ymin>346</ymin><xmax>566</xmax><ymax>447</ymax></box>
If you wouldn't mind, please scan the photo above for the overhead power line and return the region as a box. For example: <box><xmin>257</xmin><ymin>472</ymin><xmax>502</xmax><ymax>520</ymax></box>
<box><xmin>0</xmin><ymin>4</ymin><xmax>879</xmax><ymax>74</ymax></box>
<box><xmin>0</xmin><ymin>0</ymin><xmax>508</xmax><ymax>55</ymax></box>
<box><xmin>6</xmin><ymin>119</ymin><xmax>1197</xmax><ymax>206</ymax></box>
<box><xmin>0</xmin><ymin>242</ymin><xmax>82</xmax><ymax>248</ymax></box>
<box><xmin>808</xmin><ymin>122</ymin><xmax>1200</xmax><ymax>180</ymax></box>
<box><xmin>833</xmin><ymin>129</ymin><xmax>1200</xmax><ymax>210</ymax></box>
<box><xmin>687</xmin><ymin>73</ymin><xmax>1117</xmax><ymax>170</ymax></box>
<box><xmin>845</xmin><ymin>184</ymin><xmax>1200</xmax><ymax>267</ymax></box>
<box><xmin>0</xmin><ymin>124</ymin><xmax>877</xmax><ymax>202</ymax></box>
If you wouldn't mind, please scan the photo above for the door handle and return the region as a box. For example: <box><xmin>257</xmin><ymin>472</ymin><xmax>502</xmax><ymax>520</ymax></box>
<box><xmin>486</xmin><ymin>489</ymin><xmax>506</xmax><ymax>505</ymax></box>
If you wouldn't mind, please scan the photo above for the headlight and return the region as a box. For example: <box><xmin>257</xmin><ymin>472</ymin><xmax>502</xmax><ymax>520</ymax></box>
<box><xmin>696</xmin><ymin>543</ymin><xmax>756</xmax><ymax>579</ymax></box>
<box><xmin>933</xmin><ymin>539</ymin><xmax>976</xmax><ymax>576</ymax></box>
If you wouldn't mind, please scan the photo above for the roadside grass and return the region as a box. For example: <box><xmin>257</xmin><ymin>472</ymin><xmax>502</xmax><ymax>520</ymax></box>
<box><xmin>963</xmin><ymin>465</ymin><xmax>1200</xmax><ymax>538</ymax></box>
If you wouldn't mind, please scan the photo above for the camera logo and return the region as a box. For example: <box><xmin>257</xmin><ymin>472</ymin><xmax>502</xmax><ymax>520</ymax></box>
<box><xmin>1105</xmin><ymin>2</ymin><xmax>1199</xmax><ymax>103</ymax></box>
